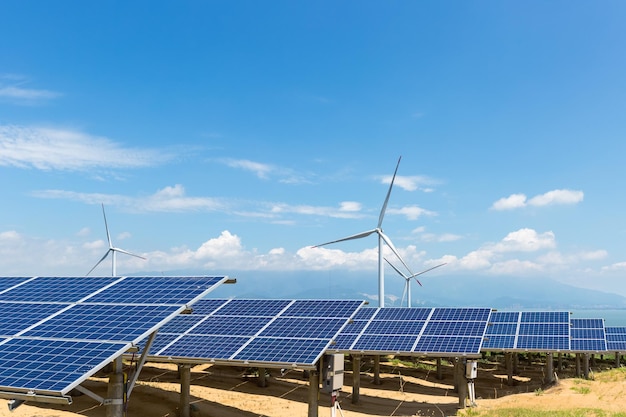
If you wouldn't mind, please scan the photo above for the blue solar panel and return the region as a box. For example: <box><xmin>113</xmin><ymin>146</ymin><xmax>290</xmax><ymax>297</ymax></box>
<box><xmin>0</xmin><ymin>277</ymin><xmax>33</xmax><ymax>293</ymax></box>
<box><xmin>0</xmin><ymin>277</ymin><xmax>117</xmax><ymax>303</ymax></box>
<box><xmin>606</xmin><ymin>327</ymin><xmax>626</xmax><ymax>351</ymax></box>
<box><xmin>374</xmin><ymin>308</ymin><xmax>431</xmax><ymax>321</ymax></box>
<box><xmin>233</xmin><ymin>337</ymin><xmax>330</xmax><ymax>365</ymax></box>
<box><xmin>353</xmin><ymin>308</ymin><xmax>378</xmax><ymax>320</ymax></box>
<box><xmin>188</xmin><ymin>299</ymin><xmax>229</xmax><ymax>315</ymax></box>
<box><xmin>158</xmin><ymin>315</ymin><xmax>207</xmax><ymax>334</ymax></box>
<box><xmin>422</xmin><ymin>321</ymin><xmax>486</xmax><ymax>337</ymax></box>
<box><xmin>0</xmin><ymin>338</ymin><xmax>129</xmax><ymax>394</ymax></box>
<box><xmin>430</xmin><ymin>308</ymin><xmax>491</xmax><ymax>322</ymax></box>
<box><xmin>482</xmin><ymin>335</ymin><xmax>516</xmax><ymax>350</ymax></box>
<box><xmin>414</xmin><ymin>336</ymin><xmax>483</xmax><ymax>353</ymax></box>
<box><xmin>519</xmin><ymin>323</ymin><xmax>570</xmax><ymax>336</ymax></box>
<box><xmin>0</xmin><ymin>302</ymin><xmax>70</xmax><ymax>337</ymax></box>
<box><xmin>191</xmin><ymin>316</ymin><xmax>271</xmax><ymax>336</ymax></box>
<box><xmin>281</xmin><ymin>300</ymin><xmax>363</xmax><ymax>318</ymax></box>
<box><xmin>570</xmin><ymin>318</ymin><xmax>607</xmax><ymax>352</ymax></box>
<box><xmin>487</xmin><ymin>323</ymin><xmax>518</xmax><ymax>335</ymax></box>
<box><xmin>213</xmin><ymin>299</ymin><xmax>292</xmax><ymax>317</ymax></box>
<box><xmin>86</xmin><ymin>276</ymin><xmax>225</xmax><ymax>304</ymax></box>
<box><xmin>489</xmin><ymin>311</ymin><xmax>520</xmax><ymax>323</ymax></box>
<box><xmin>353</xmin><ymin>334</ymin><xmax>418</xmax><ymax>352</ymax></box>
<box><xmin>332</xmin><ymin>307</ymin><xmax>492</xmax><ymax>356</ymax></box>
<box><xmin>521</xmin><ymin>311</ymin><xmax>570</xmax><ymax>323</ymax></box>
<box><xmin>22</xmin><ymin>304</ymin><xmax>182</xmax><ymax>341</ymax></box>
<box><xmin>160</xmin><ymin>335</ymin><xmax>250</xmax><ymax>359</ymax></box>
<box><xmin>260</xmin><ymin>318</ymin><xmax>347</xmax><ymax>339</ymax></box>
<box><xmin>364</xmin><ymin>320</ymin><xmax>425</xmax><ymax>335</ymax></box>
<box><xmin>0</xmin><ymin>275</ymin><xmax>229</xmax><ymax>401</ymax></box>
<box><xmin>517</xmin><ymin>336</ymin><xmax>570</xmax><ymax>350</ymax></box>
<box><xmin>146</xmin><ymin>299</ymin><xmax>364</xmax><ymax>367</ymax></box>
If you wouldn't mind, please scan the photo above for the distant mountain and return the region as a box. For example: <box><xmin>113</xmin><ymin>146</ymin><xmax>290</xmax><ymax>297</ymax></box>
<box><xmin>145</xmin><ymin>269</ymin><xmax>626</xmax><ymax>309</ymax></box>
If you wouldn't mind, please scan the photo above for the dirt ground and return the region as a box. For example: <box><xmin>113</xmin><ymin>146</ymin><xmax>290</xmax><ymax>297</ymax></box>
<box><xmin>0</xmin><ymin>355</ymin><xmax>624</xmax><ymax>417</ymax></box>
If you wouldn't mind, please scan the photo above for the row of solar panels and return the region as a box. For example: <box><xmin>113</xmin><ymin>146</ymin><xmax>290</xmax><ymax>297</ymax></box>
<box><xmin>143</xmin><ymin>303</ymin><xmax>626</xmax><ymax>369</ymax></box>
<box><xmin>0</xmin><ymin>276</ymin><xmax>623</xmax><ymax>406</ymax></box>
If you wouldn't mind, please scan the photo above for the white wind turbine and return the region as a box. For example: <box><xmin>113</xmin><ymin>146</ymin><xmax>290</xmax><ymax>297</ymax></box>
<box><xmin>385</xmin><ymin>258</ymin><xmax>446</xmax><ymax>307</ymax></box>
<box><xmin>86</xmin><ymin>204</ymin><xmax>146</xmax><ymax>277</ymax></box>
<box><xmin>313</xmin><ymin>156</ymin><xmax>414</xmax><ymax>308</ymax></box>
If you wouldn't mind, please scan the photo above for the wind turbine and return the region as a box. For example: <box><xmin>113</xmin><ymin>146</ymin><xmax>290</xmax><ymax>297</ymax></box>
<box><xmin>313</xmin><ymin>156</ymin><xmax>413</xmax><ymax>308</ymax></box>
<box><xmin>385</xmin><ymin>258</ymin><xmax>446</xmax><ymax>307</ymax></box>
<box><xmin>86</xmin><ymin>204</ymin><xmax>146</xmax><ymax>277</ymax></box>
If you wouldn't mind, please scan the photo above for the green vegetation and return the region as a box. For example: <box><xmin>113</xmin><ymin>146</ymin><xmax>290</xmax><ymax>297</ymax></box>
<box><xmin>458</xmin><ymin>409</ymin><xmax>626</xmax><ymax>417</ymax></box>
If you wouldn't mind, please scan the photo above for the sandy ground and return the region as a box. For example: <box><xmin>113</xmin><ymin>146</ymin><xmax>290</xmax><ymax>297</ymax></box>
<box><xmin>0</xmin><ymin>356</ymin><xmax>624</xmax><ymax>417</ymax></box>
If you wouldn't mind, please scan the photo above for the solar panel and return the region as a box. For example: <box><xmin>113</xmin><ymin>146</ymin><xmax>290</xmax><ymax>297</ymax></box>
<box><xmin>482</xmin><ymin>311</ymin><xmax>571</xmax><ymax>352</ymax></box>
<box><xmin>331</xmin><ymin>307</ymin><xmax>492</xmax><ymax>356</ymax></box>
<box><xmin>0</xmin><ymin>275</ymin><xmax>229</xmax><ymax>402</ymax></box>
<box><xmin>606</xmin><ymin>327</ymin><xmax>626</xmax><ymax>351</ymax></box>
<box><xmin>570</xmin><ymin>318</ymin><xmax>607</xmax><ymax>352</ymax></box>
<box><xmin>143</xmin><ymin>298</ymin><xmax>365</xmax><ymax>369</ymax></box>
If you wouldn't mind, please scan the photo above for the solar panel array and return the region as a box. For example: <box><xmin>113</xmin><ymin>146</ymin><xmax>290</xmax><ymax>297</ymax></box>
<box><xmin>141</xmin><ymin>299</ymin><xmax>365</xmax><ymax>369</ymax></box>
<box><xmin>329</xmin><ymin>307</ymin><xmax>492</xmax><ymax>357</ymax></box>
<box><xmin>0</xmin><ymin>276</ymin><xmax>228</xmax><ymax>401</ymax></box>
<box><xmin>605</xmin><ymin>327</ymin><xmax>626</xmax><ymax>352</ymax></box>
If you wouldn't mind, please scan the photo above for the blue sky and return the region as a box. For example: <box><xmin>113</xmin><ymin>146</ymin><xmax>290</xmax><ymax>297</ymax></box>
<box><xmin>1</xmin><ymin>1</ymin><xmax>626</xmax><ymax>302</ymax></box>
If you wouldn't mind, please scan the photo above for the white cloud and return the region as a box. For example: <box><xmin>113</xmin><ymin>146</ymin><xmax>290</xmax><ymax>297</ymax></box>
<box><xmin>32</xmin><ymin>184</ymin><xmax>227</xmax><ymax>213</ymax></box>
<box><xmin>380</xmin><ymin>175</ymin><xmax>438</xmax><ymax>192</ymax></box>
<box><xmin>387</xmin><ymin>205</ymin><xmax>436</xmax><ymax>220</ymax></box>
<box><xmin>270</xmin><ymin>202</ymin><xmax>365</xmax><ymax>219</ymax></box>
<box><xmin>492</xmin><ymin>228</ymin><xmax>556</xmax><ymax>252</ymax></box>
<box><xmin>222</xmin><ymin>158</ymin><xmax>274</xmax><ymax>179</ymax></box>
<box><xmin>0</xmin><ymin>125</ymin><xmax>171</xmax><ymax>171</ymax></box>
<box><xmin>491</xmin><ymin>189</ymin><xmax>584</xmax><ymax>210</ymax></box>
<box><xmin>491</xmin><ymin>193</ymin><xmax>527</xmax><ymax>210</ymax></box>
<box><xmin>528</xmin><ymin>189</ymin><xmax>584</xmax><ymax>207</ymax></box>
<box><xmin>0</xmin><ymin>75</ymin><xmax>61</xmax><ymax>104</ymax></box>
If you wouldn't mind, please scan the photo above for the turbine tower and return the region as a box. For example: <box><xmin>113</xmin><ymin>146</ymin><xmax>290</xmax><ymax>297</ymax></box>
<box><xmin>314</xmin><ymin>156</ymin><xmax>413</xmax><ymax>307</ymax></box>
<box><xmin>385</xmin><ymin>258</ymin><xmax>446</xmax><ymax>307</ymax></box>
<box><xmin>86</xmin><ymin>203</ymin><xmax>146</xmax><ymax>277</ymax></box>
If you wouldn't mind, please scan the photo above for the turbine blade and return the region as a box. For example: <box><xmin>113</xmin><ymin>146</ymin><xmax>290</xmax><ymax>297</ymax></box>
<box><xmin>86</xmin><ymin>250</ymin><xmax>112</xmax><ymax>276</ymax></box>
<box><xmin>313</xmin><ymin>229</ymin><xmax>377</xmax><ymax>248</ymax></box>
<box><xmin>410</xmin><ymin>263</ymin><xmax>447</xmax><ymax>287</ymax></box>
<box><xmin>384</xmin><ymin>257</ymin><xmax>408</xmax><ymax>279</ymax></box>
<box><xmin>378</xmin><ymin>156</ymin><xmax>401</xmax><ymax>229</ymax></box>
<box><xmin>102</xmin><ymin>203</ymin><xmax>113</xmax><ymax>248</ymax></box>
<box><xmin>379</xmin><ymin>230</ymin><xmax>414</xmax><ymax>276</ymax></box>
<box><xmin>112</xmin><ymin>247</ymin><xmax>147</xmax><ymax>260</ymax></box>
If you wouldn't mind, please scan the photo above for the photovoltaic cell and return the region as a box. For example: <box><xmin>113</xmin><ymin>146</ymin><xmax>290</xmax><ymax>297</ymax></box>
<box><xmin>188</xmin><ymin>299</ymin><xmax>229</xmax><ymax>315</ymax></box>
<box><xmin>259</xmin><ymin>318</ymin><xmax>347</xmax><ymax>339</ymax></box>
<box><xmin>374</xmin><ymin>308</ymin><xmax>431</xmax><ymax>321</ymax></box>
<box><xmin>364</xmin><ymin>320</ymin><xmax>425</xmax><ymax>335</ymax></box>
<box><xmin>354</xmin><ymin>308</ymin><xmax>378</xmax><ymax>320</ymax></box>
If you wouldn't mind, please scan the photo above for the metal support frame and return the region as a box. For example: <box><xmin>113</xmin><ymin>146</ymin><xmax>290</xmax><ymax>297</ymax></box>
<box><xmin>126</xmin><ymin>330</ymin><xmax>158</xmax><ymax>399</ymax></box>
